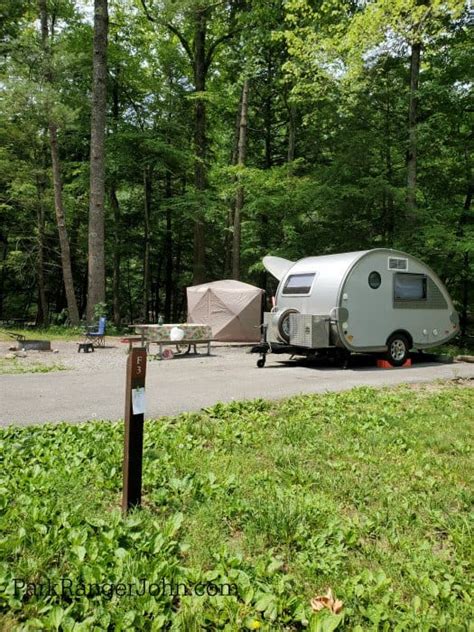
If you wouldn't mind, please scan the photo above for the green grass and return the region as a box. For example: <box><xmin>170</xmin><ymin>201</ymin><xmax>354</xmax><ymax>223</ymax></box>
<box><xmin>431</xmin><ymin>342</ymin><xmax>474</xmax><ymax>358</ymax></box>
<box><xmin>0</xmin><ymin>324</ymin><xmax>126</xmax><ymax>342</ymax></box>
<box><xmin>0</xmin><ymin>384</ymin><xmax>472</xmax><ymax>630</ymax></box>
<box><xmin>0</xmin><ymin>326</ymin><xmax>83</xmax><ymax>342</ymax></box>
<box><xmin>0</xmin><ymin>358</ymin><xmax>67</xmax><ymax>375</ymax></box>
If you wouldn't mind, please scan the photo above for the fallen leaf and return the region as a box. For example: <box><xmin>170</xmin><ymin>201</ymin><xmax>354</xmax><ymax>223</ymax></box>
<box><xmin>310</xmin><ymin>588</ymin><xmax>344</xmax><ymax>614</ymax></box>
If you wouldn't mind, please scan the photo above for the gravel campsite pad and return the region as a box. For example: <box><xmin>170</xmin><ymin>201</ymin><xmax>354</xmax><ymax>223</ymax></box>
<box><xmin>0</xmin><ymin>339</ymin><xmax>250</xmax><ymax>374</ymax></box>
<box><xmin>1</xmin><ymin>338</ymin><xmax>473</xmax><ymax>425</ymax></box>
<box><xmin>1</xmin><ymin>339</ymin><xmax>127</xmax><ymax>373</ymax></box>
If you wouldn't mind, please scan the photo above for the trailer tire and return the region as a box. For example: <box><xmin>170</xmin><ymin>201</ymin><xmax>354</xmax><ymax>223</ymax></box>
<box><xmin>274</xmin><ymin>308</ymin><xmax>298</xmax><ymax>343</ymax></box>
<box><xmin>386</xmin><ymin>333</ymin><xmax>410</xmax><ymax>366</ymax></box>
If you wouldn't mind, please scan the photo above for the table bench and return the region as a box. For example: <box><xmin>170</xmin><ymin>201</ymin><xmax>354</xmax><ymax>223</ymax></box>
<box><xmin>132</xmin><ymin>324</ymin><xmax>212</xmax><ymax>359</ymax></box>
<box><xmin>161</xmin><ymin>339</ymin><xmax>211</xmax><ymax>357</ymax></box>
<box><xmin>120</xmin><ymin>336</ymin><xmax>146</xmax><ymax>353</ymax></box>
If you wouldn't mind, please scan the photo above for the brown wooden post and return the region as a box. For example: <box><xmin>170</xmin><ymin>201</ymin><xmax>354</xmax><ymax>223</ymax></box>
<box><xmin>122</xmin><ymin>346</ymin><xmax>147</xmax><ymax>512</ymax></box>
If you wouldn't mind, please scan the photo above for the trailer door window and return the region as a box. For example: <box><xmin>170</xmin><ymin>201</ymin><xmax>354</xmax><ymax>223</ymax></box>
<box><xmin>282</xmin><ymin>273</ymin><xmax>315</xmax><ymax>295</ymax></box>
<box><xmin>368</xmin><ymin>271</ymin><xmax>381</xmax><ymax>289</ymax></box>
<box><xmin>394</xmin><ymin>273</ymin><xmax>427</xmax><ymax>300</ymax></box>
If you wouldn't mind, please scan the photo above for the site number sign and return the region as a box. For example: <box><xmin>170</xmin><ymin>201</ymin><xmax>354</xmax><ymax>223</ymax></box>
<box><xmin>122</xmin><ymin>346</ymin><xmax>147</xmax><ymax>512</ymax></box>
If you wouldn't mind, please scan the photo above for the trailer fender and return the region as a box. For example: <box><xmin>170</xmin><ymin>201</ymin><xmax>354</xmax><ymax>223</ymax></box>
<box><xmin>386</xmin><ymin>329</ymin><xmax>413</xmax><ymax>350</ymax></box>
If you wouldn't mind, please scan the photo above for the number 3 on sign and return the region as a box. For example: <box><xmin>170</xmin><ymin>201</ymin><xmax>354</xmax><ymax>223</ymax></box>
<box><xmin>136</xmin><ymin>357</ymin><xmax>142</xmax><ymax>374</ymax></box>
<box><xmin>130</xmin><ymin>348</ymin><xmax>147</xmax><ymax>381</ymax></box>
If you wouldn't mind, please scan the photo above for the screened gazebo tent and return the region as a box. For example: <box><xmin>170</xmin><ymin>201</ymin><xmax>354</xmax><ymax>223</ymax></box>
<box><xmin>187</xmin><ymin>280</ymin><xmax>264</xmax><ymax>342</ymax></box>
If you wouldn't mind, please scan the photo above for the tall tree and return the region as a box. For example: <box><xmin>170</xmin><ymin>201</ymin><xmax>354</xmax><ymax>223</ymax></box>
<box><xmin>191</xmin><ymin>5</ymin><xmax>208</xmax><ymax>284</ymax></box>
<box><xmin>34</xmin><ymin>142</ymin><xmax>49</xmax><ymax>326</ymax></box>
<box><xmin>0</xmin><ymin>0</ymin><xmax>471</xmax><ymax>333</ymax></box>
<box><xmin>142</xmin><ymin>165</ymin><xmax>153</xmax><ymax>321</ymax></box>
<box><xmin>343</xmin><ymin>0</ymin><xmax>464</xmax><ymax>225</ymax></box>
<box><xmin>109</xmin><ymin>68</ymin><xmax>121</xmax><ymax>327</ymax></box>
<box><xmin>232</xmin><ymin>78</ymin><xmax>249</xmax><ymax>280</ymax></box>
<box><xmin>140</xmin><ymin>0</ymin><xmax>240</xmax><ymax>284</ymax></box>
<box><xmin>87</xmin><ymin>0</ymin><xmax>109</xmax><ymax>321</ymax></box>
<box><xmin>38</xmin><ymin>0</ymin><xmax>80</xmax><ymax>325</ymax></box>
<box><xmin>406</xmin><ymin>40</ymin><xmax>421</xmax><ymax>217</ymax></box>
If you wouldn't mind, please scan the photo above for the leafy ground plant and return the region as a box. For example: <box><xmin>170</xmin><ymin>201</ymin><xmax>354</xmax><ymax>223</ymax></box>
<box><xmin>0</xmin><ymin>359</ymin><xmax>67</xmax><ymax>375</ymax></box>
<box><xmin>0</xmin><ymin>383</ymin><xmax>472</xmax><ymax>630</ymax></box>
<box><xmin>0</xmin><ymin>327</ymin><xmax>84</xmax><ymax>343</ymax></box>
<box><xmin>430</xmin><ymin>341</ymin><xmax>474</xmax><ymax>358</ymax></box>
<box><xmin>0</xmin><ymin>324</ymin><xmax>126</xmax><ymax>343</ymax></box>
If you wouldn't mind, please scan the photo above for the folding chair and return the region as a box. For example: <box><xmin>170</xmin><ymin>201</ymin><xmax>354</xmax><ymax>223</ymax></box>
<box><xmin>84</xmin><ymin>316</ymin><xmax>107</xmax><ymax>347</ymax></box>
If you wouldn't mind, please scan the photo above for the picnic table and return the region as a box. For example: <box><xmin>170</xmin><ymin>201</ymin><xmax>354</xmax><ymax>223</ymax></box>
<box><xmin>132</xmin><ymin>323</ymin><xmax>212</xmax><ymax>358</ymax></box>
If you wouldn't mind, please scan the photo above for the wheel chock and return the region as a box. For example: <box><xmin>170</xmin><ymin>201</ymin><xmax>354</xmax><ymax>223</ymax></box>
<box><xmin>376</xmin><ymin>358</ymin><xmax>412</xmax><ymax>369</ymax></box>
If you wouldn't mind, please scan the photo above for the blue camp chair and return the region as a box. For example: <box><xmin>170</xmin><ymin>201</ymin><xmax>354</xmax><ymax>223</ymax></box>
<box><xmin>84</xmin><ymin>316</ymin><xmax>107</xmax><ymax>347</ymax></box>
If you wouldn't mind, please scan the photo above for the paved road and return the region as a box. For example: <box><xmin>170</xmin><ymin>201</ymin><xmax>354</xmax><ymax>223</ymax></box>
<box><xmin>1</xmin><ymin>347</ymin><xmax>472</xmax><ymax>425</ymax></box>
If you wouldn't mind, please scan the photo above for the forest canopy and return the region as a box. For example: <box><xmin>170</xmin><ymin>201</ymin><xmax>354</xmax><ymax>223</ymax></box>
<box><xmin>0</xmin><ymin>0</ymin><xmax>472</xmax><ymax>331</ymax></box>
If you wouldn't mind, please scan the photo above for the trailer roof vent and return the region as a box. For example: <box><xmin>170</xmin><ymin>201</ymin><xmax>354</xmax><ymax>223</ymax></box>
<box><xmin>388</xmin><ymin>257</ymin><xmax>408</xmax><ymax>271</ymax></box>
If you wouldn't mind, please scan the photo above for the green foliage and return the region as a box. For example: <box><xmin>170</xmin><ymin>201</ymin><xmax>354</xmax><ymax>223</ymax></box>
<box><xmin>0</xmin><ymin>0</ymin><xmax>471</xmax><ymax>329</ymax></box>
<box><xmin>0</xmin><ymin>384</ymin><xmax>473</xmax><ymax>629</ymax></box>
<box><xmin>93</xmin><ymin>301</ymin><xmax>108</xmax><ymax>320</ymax></box>
<box><xmin>0</xmin><ymin>327</ymin><xmax>83</xmax><ymax>342</ymax></box>
<box><xmin>0</xmin><ymin>359</ymin><xmax>67</xmax><ymax>375</ymax></box>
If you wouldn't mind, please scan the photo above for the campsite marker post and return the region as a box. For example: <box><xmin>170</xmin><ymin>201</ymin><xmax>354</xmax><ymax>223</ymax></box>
<box><xmin>122</xmin><ymin>345</ymin><xmax>147</xmax><ymax>513</ymax></box>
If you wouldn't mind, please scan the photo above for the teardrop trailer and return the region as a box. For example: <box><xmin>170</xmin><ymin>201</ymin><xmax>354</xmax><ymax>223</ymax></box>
<box><xmin>252</xmin><ymin>249</ymin><xmax>459</xmax><ymax>368</ymax></box>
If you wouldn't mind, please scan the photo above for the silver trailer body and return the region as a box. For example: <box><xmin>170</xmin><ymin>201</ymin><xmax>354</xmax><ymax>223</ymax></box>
<box><xmin>264</xmin><ymin>248</ymin><xmax>459</xmax><ymax>355</ymax></box>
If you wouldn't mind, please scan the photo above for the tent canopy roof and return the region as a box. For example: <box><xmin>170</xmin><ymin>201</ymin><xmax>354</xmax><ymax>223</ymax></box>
<box><xmin>187</xmin><ymin>279</ymin><xmax>263</xmax><ymax>342</ymax></box>
<box><xmin>188</xmin><ymin>280</ymin><xmax>263</xmax><ymax>293</ymax></box>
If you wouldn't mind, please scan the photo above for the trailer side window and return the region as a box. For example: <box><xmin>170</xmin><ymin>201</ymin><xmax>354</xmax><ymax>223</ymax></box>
<box><xmin>282</xmin><ymin>273</ymin><xmax>315</xmax><ymax>295</ymax></box>
<box><xmin>394</xmin><ymin>273</ymin><xmax>427</xmax><ymax>300</ymax></box>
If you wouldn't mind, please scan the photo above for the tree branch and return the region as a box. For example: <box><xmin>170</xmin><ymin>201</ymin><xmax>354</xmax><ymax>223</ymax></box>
<box><xmin>140</xmin><ymin>0</ymin><xmax>156</xmax><ymax>22</ymax></box>
<box><xmin>205</xmin><ymin>30</ymin><xmax>237</xmax><ymax>72</ymax></box>
<box><xmin>164</xmin><ymin>22</ymin><xmax>193</xmax><ymax>63</ymax></box>
<box><xmin>139</xmin><ymin>0</ymin><xmax>193</xmax><ymax>62</ymax></box>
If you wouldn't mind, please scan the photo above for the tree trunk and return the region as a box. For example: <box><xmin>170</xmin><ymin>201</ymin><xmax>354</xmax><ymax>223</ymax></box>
<box><xmin>49</xmin><ymin>124</ymin><xmax>81</xmax><ymax>325</ymax></box>
<box><xmin>110</xmin><ymin>72</ymin><xmax>121</xmax><ymax>327</ymax></box>
<box><xmin>142</xmin><ymin>167</ymin><xmax>152</xmax><ymax>322</ymax></box>
<box><xmin>384</xmin><ymin>92</ymin><xmax>395</xmax><ymax>244</ymax></box>
<box><xmin>35</xmin><ymin>173</ymin><xmax>49</xmax><ymax>326</ymax></box>
<box><xmin>458</xmin><ymin>182</ymin><xmax>472</xmax><ymax>340</ymax></box>
<box><xmin>126</xmin><ymin>258</ymin><xmax>134</xmax><ymax>323</ymax></box>
<box><xmin>39</xmin><ymin>0</ymin><xmax>80</xmax><ymax>326</ymax></box>
<box><xmin>224</xmin><ymin>96</ymin><xmax>242</xmax><ymax>277</ymax></box>
<box><xmin>80</xmin><ymin>269</ymin><xmax>88</xmax><ymax>318</ymax></box>
<box><xmin>0</xmin><ymin>233</ymin><xmax>7</xmax><ymax>319</ymax></box>
<box><xmin>287</xmin><ymin>103</ymin><xmax>296</xmax><ymax>162</ymax></box>
<box><xmin>36</xmin><ymin>217</ymin><xmax>49</xmax><ymax>327</ymax></box>
<box><xmin>259</xmin><ymin>57</ymin><xmax>274</xmax><ymax>292</ymax></box>
<box><xmin>406</xmin><ymin>41</ymin><xmax>421</xmax><ymax>219</ymax></box>
<box><xmin>173</xmin><ymin>192</ymin><xmax>183</xmax><ymax>322</ymax></box>
<box><xmin>264</xmin><ymin>55</ymin><xmax>274</xmax><ymax>169</ymax></box>
<box><xmin>87</xmin><ymin>0</ymin><xmax>108</xmax><ymax>322</ymax></box>
<box><xmin>192</xmin><ymin>8</ymin><xmax>207</xmax><ymax>285</ymax></box>
<box><xmin>164</xmin><ymin>171</ymin><xmax>173</xmax><ymax>322</ymax></box>
<box><xmin>232</xmin><ymin>79</ymin><xmax>249</xmax><ymax>280</ymax></box>
<box><xmin>110</xmin><ymin>184</ymin><xmax>121</xmax><ymax>326</ymax></box>
<box><xmin>154</xmin><ymin>257</ymin><xmax>163</xmax><ymax>322</ymax></box>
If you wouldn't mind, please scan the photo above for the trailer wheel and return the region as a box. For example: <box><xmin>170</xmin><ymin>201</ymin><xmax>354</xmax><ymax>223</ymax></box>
<box><xmin>386</xmin><ymin>333</ymin><xmax>410</xmax><ymax>366</ymax></box>
<box><xmin>275</xmin><ymin>308</ymin><xmax>298</xmax><ymax>343</ymax></box>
